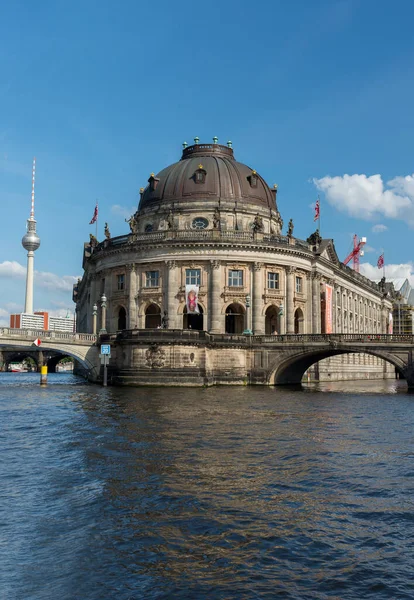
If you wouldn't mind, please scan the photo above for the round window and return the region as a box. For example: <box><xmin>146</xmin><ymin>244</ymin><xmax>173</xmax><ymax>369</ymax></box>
<box><xmin>144</xmin><ymin>224</ymin><xmax>153</xmax><ymax>232</ymax></box>
<box><xmin>192</xmin><ymin>217</ymin><xmax>209</xmax><ymax>230</ymax></box>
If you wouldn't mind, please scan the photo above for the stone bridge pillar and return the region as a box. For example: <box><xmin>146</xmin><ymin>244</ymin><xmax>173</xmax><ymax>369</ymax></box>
<box><xmin>0</xmin><ymin>350</ymin><xmax>4</xmax><ymax>371</ymax></box>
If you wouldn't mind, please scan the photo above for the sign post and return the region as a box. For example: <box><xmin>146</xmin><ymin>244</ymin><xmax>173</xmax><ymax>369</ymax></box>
<box><xmin>100</xmin><ymin>344</ymin><xmax>111</xmax><ymax>387</ymax></box>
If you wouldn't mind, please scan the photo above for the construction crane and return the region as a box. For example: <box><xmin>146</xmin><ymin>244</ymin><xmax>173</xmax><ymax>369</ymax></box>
<box><xmin>343</xmin><ymin>234</ymin><xmax>366</xmax><ymax>273</ymax></box>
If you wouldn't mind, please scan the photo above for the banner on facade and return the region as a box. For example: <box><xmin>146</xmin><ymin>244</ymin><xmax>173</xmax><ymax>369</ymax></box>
<box><xmin>185</xmin><ymin>285</ymin><xmax>199</xmax><ymax>314</ymax></box>
<box><xmin>389</xmin><ymin>312</ymin><xmax>393</xmax><ymax>334</ymax></box>
<box><xmin>325</xmin><ymin>283</ymin><xmax>333</xmax><ymax>334</ymax></box>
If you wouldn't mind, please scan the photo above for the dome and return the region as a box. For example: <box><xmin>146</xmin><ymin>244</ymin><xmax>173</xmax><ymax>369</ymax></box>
<box><xmin>138</xmin><ymin>142</ymin><xmax>277</xmax><ymax>212</ymax></box>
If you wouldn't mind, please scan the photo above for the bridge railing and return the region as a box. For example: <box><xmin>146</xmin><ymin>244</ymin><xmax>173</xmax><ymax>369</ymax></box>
<box><xmin>0</xmin><ymin>328</ymin><xmax>97</xmax><ymax>344</ymax></box>
<box><xmin>101</xmin><ymin>330</ymin><xmax>414</xmax><ymax>345</ymax></box>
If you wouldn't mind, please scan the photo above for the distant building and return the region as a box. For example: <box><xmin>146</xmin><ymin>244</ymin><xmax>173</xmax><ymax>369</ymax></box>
<box><xmin>9</xmin><ymin>312</ymin><xmax>75</xmax><ymax>332</ymax></box>
<box><xmin>387</xmin><ymin>278</ymin><xmax>414</xmax><ymax>335</ymax></box>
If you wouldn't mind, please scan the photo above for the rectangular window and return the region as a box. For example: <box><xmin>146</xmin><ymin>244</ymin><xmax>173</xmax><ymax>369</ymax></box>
<box><xmin>186</xmin><ymin>269</ymin><xmax>201</xmax><ymax>286</ymax></box>
<box><xmin>145</xmin><ymin>271</ymin><xmax>159</xmax><ymax>288</ymax></box>
<box><xmin>117</xmin><ymin>274</ymin><xmax>125</xmax><ymax>291</ymax></box>
<box><xmin>295</xmin><ymin>276</ymin><xmax>302</xmax><ymax>294</ymax></box>
<box><xmin>267</xmin><ymin>272</ymin><xmax>279</xmax><ymax>289</ymax></box>
<box><xmin>228</xmin><ymin>269</ymin><xmax>243</xmax><ymax>287</ymax></box>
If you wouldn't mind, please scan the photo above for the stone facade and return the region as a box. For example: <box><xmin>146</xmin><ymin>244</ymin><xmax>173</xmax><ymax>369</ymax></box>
<box><xmin>73</xmin><ymin>140</ymin><xmax>393</xmax><ymax>385</ymax></box>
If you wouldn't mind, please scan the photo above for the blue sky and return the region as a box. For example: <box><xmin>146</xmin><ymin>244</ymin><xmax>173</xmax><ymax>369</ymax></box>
<box><xmin>1</xmin><ymin>0</ymin><xmax>414</xmax><ymax>325</ymax></box>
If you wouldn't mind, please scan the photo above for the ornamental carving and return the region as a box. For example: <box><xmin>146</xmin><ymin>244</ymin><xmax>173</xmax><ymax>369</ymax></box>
<box><xmin>145</xmin><ymin>344</ymin><xmax>166</xmax><ymax>369</ymax></box>
<box><xmin>166</xmin><ymin>260</ymin><xmax>177</xmax><ymax>270</ymax></box>
<box><xmin>210</xmin><ymin>260</ymin><xmax>221</xmax><ymax>270</ymax></box>
<box><xmin>253</xmin><ymin>262</ymin><xmax>263</xmax><ymax>271</ymax></box>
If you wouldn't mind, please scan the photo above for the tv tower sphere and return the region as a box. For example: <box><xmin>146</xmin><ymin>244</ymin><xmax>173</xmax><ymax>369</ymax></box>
<box><xmin>22</xmin><ymin>222</ymin><xmax>41</xmax><ymax>251</ymax></box>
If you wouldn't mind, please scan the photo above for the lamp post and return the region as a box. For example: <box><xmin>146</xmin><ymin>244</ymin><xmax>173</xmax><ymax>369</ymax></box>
<box><xmin>92</xmin><ymin>303</ymin><xmax>98</xmax><ymax>335</ymax></box>
<box><xmin>100</xmin><ymin>294</ymin><xmax>107</xmax><ymax>334</ymax></box>
<box><xmin>243</xmin><ymin>294</ymin><xmax>252</xmax><ymax>335</ymax></box>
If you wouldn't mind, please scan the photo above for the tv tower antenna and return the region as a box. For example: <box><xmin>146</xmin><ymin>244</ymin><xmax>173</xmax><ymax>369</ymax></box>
<box><xmin>22</xmin><ymin>157</ymin><xmax>41</xmax><ymax>314</ymax></box>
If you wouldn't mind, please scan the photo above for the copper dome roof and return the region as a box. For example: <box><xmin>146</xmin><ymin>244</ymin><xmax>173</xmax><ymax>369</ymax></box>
<box><xmin>138</xmin><ymin>142</ymin><xmax>277</xmax><ymax>211</ymax></box>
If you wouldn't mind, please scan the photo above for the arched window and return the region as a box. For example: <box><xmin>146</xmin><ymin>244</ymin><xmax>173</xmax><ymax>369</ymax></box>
<box><xmin>145</xmin><ymin>304</ymin><xmax>161</xmax><ymax>329</ymax></box>
<box><xmin>183</xmin><ymin>305</ymin><xmax>204</xmax><ymax>331</ymax></box>
<box><xmin>118</xmin><ymin>306</ymin><xmax>127</xmax><ymax>330</ymax></box>
<box><xmin>225</xmin><ymin>303</ymin><xmax>245</xmax><ymax>334</ymax></box>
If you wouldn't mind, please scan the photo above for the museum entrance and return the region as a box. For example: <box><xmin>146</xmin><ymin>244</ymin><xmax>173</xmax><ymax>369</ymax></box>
<box><xmin>225</xmin><ymin>303</ymin><xmax>245</xmax><ymax>334</ymax></box>
<box><xmin>145</xmin><ymin>303</ymin><xmax>161</xmax><ymax>328</ymax></box>
<box><xmin>183</xmin><ymin>305</ymin><xmax>204</xmax><ymax>330</ymax></box>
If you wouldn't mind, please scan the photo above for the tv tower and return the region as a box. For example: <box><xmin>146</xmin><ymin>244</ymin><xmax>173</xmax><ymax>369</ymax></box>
<box><xmin>21</xmin><ymin>157</ymin><xmax>41</xmax><ymax>314</ymax></box>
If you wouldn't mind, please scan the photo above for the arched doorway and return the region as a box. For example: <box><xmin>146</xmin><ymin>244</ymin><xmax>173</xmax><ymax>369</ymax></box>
<box><xmin>265</xmin><ymin>305</ymin><xmax>280</xmax><ymax>335</ymax></box>
<box><xmin>183</xmin><ymin>305</ymin><xmax>204</xmax><ymax>330</ymax></box>
<box><xmin>225</xmin><ymin>303</ymin><xmax>245</xmax><ymax>334</ymax></box>
<box><xmin>294</xmin><ymin>307</ymin><xmax>304</xmax><ymax>334</ymax></box>
<box><xmin>145</xmin><ymin>304</ymin><xmax>161</xmax><ymax>328</ymax></box>
<box><xmin>117</xmin><ymin>306</ymin><xmax>127</xmax><ymax>330</ymax></box>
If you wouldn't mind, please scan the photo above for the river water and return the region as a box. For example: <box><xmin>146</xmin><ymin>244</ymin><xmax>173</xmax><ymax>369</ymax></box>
<box><xmin>1</xmin><ymin>374</ymin><xmax>414</xmax><ymax>600</ymax></box>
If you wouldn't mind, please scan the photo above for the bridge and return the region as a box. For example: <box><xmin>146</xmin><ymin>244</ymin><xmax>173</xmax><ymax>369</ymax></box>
<box><xmin>108</xmin><ymin>330</ymin><xmax>414</xmax><ymax>388</ymax></box>
<box><xmin>1</xmin><ymin>328</ymin><xmax>414</xmax><ymax>388</ymax></box>
<box><xmin>0</xmin><ymin>328</ymin><xmax>99</xmax><ymax>379</ymax></box>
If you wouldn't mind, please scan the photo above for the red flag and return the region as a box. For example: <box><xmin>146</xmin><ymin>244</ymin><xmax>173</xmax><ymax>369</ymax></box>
<box><xmin>89</xmin><ymin>203</ymin><xmax>98</xmax><ymax>224</ymax></box>
<box><xmin>314</xmin><ymin>198</ymin><xmax>320</xmax><ymax>222</ymax></box>
<box><xmin>377</xmin><ymin>254</ymin><xmax>384</xmax><ymax>269</ymax></box>
<box><xmin>33</xmin><ymin>338</ymin><xmax>41</xmax><ymax>346</ymax></box>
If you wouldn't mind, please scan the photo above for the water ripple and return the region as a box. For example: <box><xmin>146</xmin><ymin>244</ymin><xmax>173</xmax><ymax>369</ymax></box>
<box><xmin>0</xmin><ymin>375</ymin><xmax>413</xmax><ymax>599</ymax></box>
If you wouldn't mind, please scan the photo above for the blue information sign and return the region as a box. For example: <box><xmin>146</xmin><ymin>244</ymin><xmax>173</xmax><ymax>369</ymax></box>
<box><xmin>101</xmin><ymin>344</ymin><xmax>111</xmax><ymax>355</ymax></box>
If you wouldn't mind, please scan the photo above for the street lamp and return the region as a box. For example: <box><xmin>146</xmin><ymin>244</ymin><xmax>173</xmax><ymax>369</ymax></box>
<box><xmin>243</xmin><ymin>294</ymin><xmax>252</xmax><ymax>335</ymax></box>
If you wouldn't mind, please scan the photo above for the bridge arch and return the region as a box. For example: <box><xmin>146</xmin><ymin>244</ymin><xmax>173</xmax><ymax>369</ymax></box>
<box><xmin>267</xmin><ymin>346</ymin><xmax>405</xmax><ymax>386</ymax></box>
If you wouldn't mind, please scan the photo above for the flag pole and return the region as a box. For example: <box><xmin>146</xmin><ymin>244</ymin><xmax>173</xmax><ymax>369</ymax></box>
<box><xmin>383</xmin><ymin>249</ymin><xmax>385</xmax><ymax>279</ymax></box>
<box><xmin>318</xmin><ymin>195</ymin><xmax>321</xmax><ymax>236</ymax></box>
<box><xmin>96</xmin><ymin>200</ymin><xmax>98</xmax><ymax>239</ymax></box>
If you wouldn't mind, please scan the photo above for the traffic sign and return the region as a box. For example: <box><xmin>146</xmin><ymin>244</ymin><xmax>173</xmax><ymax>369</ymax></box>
<box><xmin>101</xmin><ymin>344</ymin><xmax>111</xmax><ymax>355</ymax></box>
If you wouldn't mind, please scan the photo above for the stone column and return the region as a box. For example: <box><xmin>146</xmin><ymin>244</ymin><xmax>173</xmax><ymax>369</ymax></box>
<box><xmin>166</xmin><ymin>260</ymin><xmax>178</xmax><ymax>329</ymax></box>
<box><xmin>128</xmin><ymin>264</ymin><xmax>137</xmax><ymax>329</ymax></box>
<box><xmin>286</xmin><ymin>267</ymin><xmax>295</xmax><ymax>334</ymax></box>
<box><xmin>306</xmin><ymin>273</ymin><xmax>312</xmax><ymax>334</ymax></box>
<box><xmin>252</xmin><ymin>262</ymin><xmax>264</xmax><ymax>334</ymax></box>
<box><xmin>311</xmin><ymin>273</ymin><xmax>320</xmax><ymax>334</ymax></box>
<box><xmin>89</xmin><ymin>274</ymin><xmax>97</xmax><ymax>332</ymax></box>
<box><xmin>209</xmin><ymin>260</ymin><xmax>222</xmax><ymax>333</ymax></box>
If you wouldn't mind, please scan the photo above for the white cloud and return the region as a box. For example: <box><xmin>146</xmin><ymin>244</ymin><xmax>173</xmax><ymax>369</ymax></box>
<box><xmin>0</xmin><ymin>261</ymin><xmax>79</xmax><ymax>292</ymax></box>
<box><xmin>111</xmin><ymin>204</ymin><xmax>136</xmax><ymax>219</ymax></box>
<box><xmin>362</xmin><ymin>244</ymin><xmax>375</xmax><ymax>253</ymax></box>
<box><xmin>360</xmin><ymin>261</ymin><xmax>414</xmax><ymax>287</ymax></box>
<box><xmin>0</xmin><ymin>261</ymin><xmax>26</xmax><ymax>278</ymax></box>
<box><xmin>313</xmin><ymin>173</ymin><xmax>414</xmax><ymax>223</ymax></box>
<box><xmin>372</xmin><ymin>224</ymin><xmax>388</xmax><ymax>233</ymax></box>
<box><xmin>0</xmin><ymin>307</ymin><xmax>9</xmax><ymax>327</ymax></box>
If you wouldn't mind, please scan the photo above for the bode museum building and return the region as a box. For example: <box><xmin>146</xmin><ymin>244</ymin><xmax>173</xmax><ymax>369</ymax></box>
<box><xmin>73</xmin><ymin>139</ymin><xmax>393</xmax><ymax>385</ymax></box>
